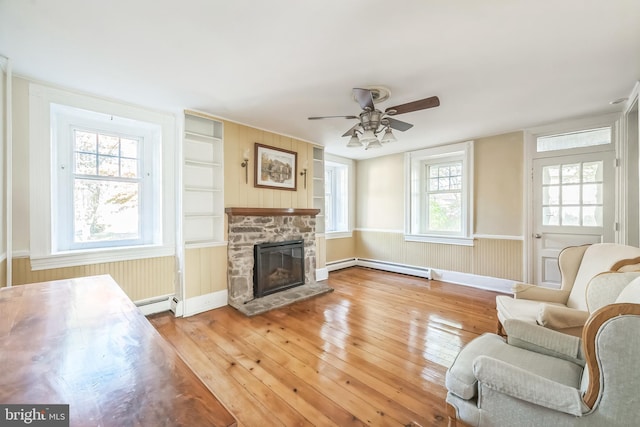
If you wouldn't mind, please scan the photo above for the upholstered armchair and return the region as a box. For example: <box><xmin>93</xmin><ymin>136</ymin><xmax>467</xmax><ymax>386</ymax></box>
<box><xmin>496</xmin><ymin>243</ymin><xmax>640</xmax><ymax>336</ymax></box>
<box><xmin>445</xmin><ymin>277</ymin><xmax>640</xmax><ymax>427</ymax></box>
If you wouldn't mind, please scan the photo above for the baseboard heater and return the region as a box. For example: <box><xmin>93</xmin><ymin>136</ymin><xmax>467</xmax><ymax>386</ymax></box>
<box><xmin>327</xmin><ymin>258</ymin><xmax>432</xmax><ymax>280</ymax></box>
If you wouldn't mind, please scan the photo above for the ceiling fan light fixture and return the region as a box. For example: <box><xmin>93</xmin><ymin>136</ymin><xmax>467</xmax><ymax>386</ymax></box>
<box><xmin>346</xmin><ymin>133</ymin><xmax>362</xmax><ymax>147</ymax></box>
<box><xmin>381</xmin><ymin>128</ymin><xmax>397</xmax><ymax>143</ymax></box>
<box><xmin>360</xmin><ymin>129</ymin><xmax>377</xmax><ymax>144</ymax></box>
<box><xmin>365</xmin><ymin>139</ymin><xmax>383</xmax><ymax>150</ymax></box>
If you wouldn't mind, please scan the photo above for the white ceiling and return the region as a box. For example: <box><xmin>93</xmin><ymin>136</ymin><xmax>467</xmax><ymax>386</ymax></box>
<box><xmin>1</xmin><ymin>0</ymin><xmax>639</xmax><ymax>160</ymax></box>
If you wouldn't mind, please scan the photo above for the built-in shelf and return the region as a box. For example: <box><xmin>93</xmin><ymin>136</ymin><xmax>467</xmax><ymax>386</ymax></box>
<box><xmin>183</xmin><ymin>112</ymin><xmax>224</xmax><ymax>245</ymax></box>
<box><xmin>312</xmin><ymin>147</ymin><xmax>325</xmax><ymax>234</ymax></box>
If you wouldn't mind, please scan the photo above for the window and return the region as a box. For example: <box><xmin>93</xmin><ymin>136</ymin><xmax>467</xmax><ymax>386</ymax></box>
<box><xmin>536</xmin><ymin>127</ymin><xmax>610</xmax><ymax>152</ymax></box>
<box><xmin>406</xmin><ymin>141</ymin><xmax>473</xmax><ymax>245</ymax></box>
<box><xmin>325</xmin><ymin>161</ymin><xmax>349</xmax><ymax>233</ymax></box>
<box><xmin>57</xmin><ymin>119</ymin><xmax>154</xmax><ymax>250</ymax></box>
<box><xmin>29</xmin><ymin>84</ymin><xmax>175</xmax><ymax>270</ymax></box>
<box><xmin>425</xmin><ymin>161</ymin><xmax>463</xmax><ymax>232</ymax></box>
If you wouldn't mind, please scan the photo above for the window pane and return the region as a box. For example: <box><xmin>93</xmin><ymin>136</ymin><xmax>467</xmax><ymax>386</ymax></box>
<box><xmin>438</xmin><ymin>178</ymin><xmax>449</xmax><ymax>191</ymax></box>
<box><xmin>562</xmin><ymin>206</ymin><xmax>580</xmax><ymax>226</ymax></box>
<box><xmin>543</xmin><ymin>206</ymin><xmax>560</xmax><ymax>226</ymax></box>
<box><xmin>562</xmin><ymin>184</ymin><xmax>580</xmax><ymax>205</ymax></box>
<box><xmin>561</xmin><ymin>164</ymin><xmax>580</xmax><ymax>184</ymax></box>
<box><xmin>75</xmin><ymin>153</ymin><xmax>96</xmax><ymax>175</ymax></box>
<box><xmin>542</xmin><ymin>166</ymin><xmax>560</xmax><ymax>185</ymax></box>
<box><xmin>537</xmin><ymin>127</ymin><xmax>610</xmax><ymax>152</ymax></box>
<box><xmin>75</xmin><ymin>130</ymin><xmax>97</xmax><ymax>153</ymax></box>
<box><xmin>583</xmin><ymin>206</ymin><xmax>603</xmax><ymax>227</ymax></box>
<box><xmin>121</xmin><ymin>158</ymin><xmax>138</xmax><ymax>178</ymax></box>
<box><xmin>120</xmin><ymin>138</ymin><xmax>138</xmax><ymax>158</ymax></box>
<box><xmin>582</xmin><ymin>161</ymin><xmax>603</xmax><ymax>183</ymax></box>
<box><xmin>429</xmin><ymin>177</ymin><xmax>439</xmax><ymax>191</ymax></box>
<box><xmin>428</xmin><ymin>193</ymin><xmax>461</xmax><ymax>232</ymax></box>
<box><xmin>543</xmin><ymin>186</ymin><xmax>560</xmax><ymax>205</ymax></box>
<box><xmin>73</xmin><ymin>179</ymin><xmax>139</xmax><ymax>242</ymax></box>
<box><xmin>98</xmin><ymin>134</ymin><xmax>120</xmax><ymax>156</ymax></box>
<box><xmin>582</xmin><ymin>183</ymin><xmax>602</xmax><ymax>205</ymax></box>
<box><xmin>98</xmin><ymin>156</ymin><xmax>119</xmax><ymax>177</ymax></box>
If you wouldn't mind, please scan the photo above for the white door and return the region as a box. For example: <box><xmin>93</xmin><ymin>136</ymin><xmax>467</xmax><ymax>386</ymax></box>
<box><xmin>533</xmin><ymin>151</ymin><xmax>615</xmax><ymax>288</ymax></box>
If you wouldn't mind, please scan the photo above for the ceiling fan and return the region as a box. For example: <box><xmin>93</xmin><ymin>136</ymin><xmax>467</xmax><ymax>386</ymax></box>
<box><xmin>308</xmin><ymin>87</ymin><xmax>440</xmax><ymax>149</ymax></box>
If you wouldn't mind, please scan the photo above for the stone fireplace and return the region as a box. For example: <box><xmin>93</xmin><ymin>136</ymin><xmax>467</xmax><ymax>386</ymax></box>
<box><xmin>225</xmin><ymin>207</ymin><xmax>333</xmax><ymax>316</ymax></box>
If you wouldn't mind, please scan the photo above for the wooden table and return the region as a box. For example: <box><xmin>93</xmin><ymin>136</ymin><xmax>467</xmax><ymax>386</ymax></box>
<box><xmin>0</xmin><ymin>275</ymin><xmax>236</xmax><ymax>427</ymax></box>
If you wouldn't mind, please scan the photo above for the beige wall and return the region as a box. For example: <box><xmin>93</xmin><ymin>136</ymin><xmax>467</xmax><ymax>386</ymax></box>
<box><xmin>356</xmin><ymin>153</ymin><xmax>404</xmax><ymax>230</ymax></box>
<box><xmin>474</xmin><ymin>131</ymin><xmax>524</xmax><ymax>236</ymax></box>
<box><xmin>354</xmin><ymin>132</ymin><xmax>525</xmax><ymax>281</ymax></box>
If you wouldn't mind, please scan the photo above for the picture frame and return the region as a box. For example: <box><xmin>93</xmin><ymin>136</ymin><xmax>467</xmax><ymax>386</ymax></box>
<box><xmin>254</xmin><ymin>143</ymin><xmax>298</xmax><ymax>191</ymax></box>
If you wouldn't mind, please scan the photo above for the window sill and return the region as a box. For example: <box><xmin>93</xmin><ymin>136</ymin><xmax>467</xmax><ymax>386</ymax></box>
<box><xmin>30</xmin><ymin>244</ymin><xmax>175</xmax><ymax>271</ymax></box>
<box><xmin>404</xmin><ymin>234</ymin><xmax>475</xmax><ymax>246</ymax></box>
<box><xmin>325</xmin><ymin>231</ymin><xmax>353</xmax><ymax>240</ymax></box>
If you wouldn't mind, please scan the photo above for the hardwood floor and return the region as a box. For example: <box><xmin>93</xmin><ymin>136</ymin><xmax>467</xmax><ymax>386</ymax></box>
<box><xmin>150</xmin><ymin>267</ymin><xmax>501</xmax><ymax>427</ymax></box>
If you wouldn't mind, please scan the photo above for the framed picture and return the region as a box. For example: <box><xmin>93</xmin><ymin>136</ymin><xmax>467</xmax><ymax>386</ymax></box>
<box><xmin>254</xmin><ymin>143</ymin><xmax>298</xmax><ymax>190</ymax></box>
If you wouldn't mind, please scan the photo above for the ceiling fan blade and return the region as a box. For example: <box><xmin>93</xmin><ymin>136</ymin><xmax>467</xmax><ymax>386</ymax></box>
<box><xmin>386</xmin><ymin>117</ymin><xmax>413</xmax><ymax>132</ymax></box>
<box><xmin>385</xmin><ymin>96</ymin><xmax>440</xmax><ymax>115</ymax></box>
<box><xmin>353</xmin><ymin>88</ymin><xmax>375</xmax><ymax>111</ymax></box>
<box><xmin>308</xmin><ymin>115</ymin><xmax>358</xmax><ymax>120</ymax></box>
<box><xmin>342</xmin><ymin>123</ymin><xmax>361</xmax><ymax>137</ymax></box>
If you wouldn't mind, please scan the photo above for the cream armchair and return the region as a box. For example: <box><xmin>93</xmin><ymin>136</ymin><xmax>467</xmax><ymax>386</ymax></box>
<box><xmin>446</xmin><ymin>277</ymin><xmax>640</xmax><ymax>427</ymax></box>
<box><xmin>496</xmin><ymin>243</ymin><xmax>640</xmax><ymax>336</ymax></box>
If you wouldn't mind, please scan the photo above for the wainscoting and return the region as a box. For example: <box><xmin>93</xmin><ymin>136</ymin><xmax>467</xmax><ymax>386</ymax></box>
<box><xmin>355</xmin><ymin>230</ymin><xmax>523</xmax><ymax>281</ymax></box>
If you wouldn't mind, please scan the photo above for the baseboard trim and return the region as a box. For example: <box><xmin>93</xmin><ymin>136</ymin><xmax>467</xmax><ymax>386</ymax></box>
<box><xmin>316</xmin><ymin>267</ymin><xmax>329</xmax><ymax>281</ymax></box>
<box><xmin>182</xmin><ymin>289</ymin><xmax>228</xmax><ymax>317</ymax></box>
<box><xmin>342</xmin><ymin>258</ymin><xmax>513</xmax><ymax>294</ymax></box>
<box><xmin>432</xmin><ymin>269</ymin><xmax>514</xmax><ymax>294</ymax></box>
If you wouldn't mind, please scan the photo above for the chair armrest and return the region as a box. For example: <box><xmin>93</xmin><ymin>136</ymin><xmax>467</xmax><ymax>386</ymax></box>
<box><xmin>537</xmin><ymin>304</ymin><xmax>589</xmax><ymax>330</ymax></box>
<box><xmin>585</xmin><ymin>271</ymin><xmax>640</xmax><ymax>312</ymax></box>
<box><xmin>512</xmin><ymin>283</ymin><xmax>570</xmax><ymax>303</ymax></box>
<box><xmin>503</xmin><ymin>319</ymin><xmax>584</xmax><ymax>365</ymax></box>
<box><xmin>473</xmin><ymin>356</ymin><xmax>584</xmax><ymax>416</ymax></box>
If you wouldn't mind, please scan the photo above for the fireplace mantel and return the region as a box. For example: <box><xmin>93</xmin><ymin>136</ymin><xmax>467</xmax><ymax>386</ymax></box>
<box><xmin>225</xmin><ymin>207</ymin><xmax>320</xmax><ymax>217</ymax></box>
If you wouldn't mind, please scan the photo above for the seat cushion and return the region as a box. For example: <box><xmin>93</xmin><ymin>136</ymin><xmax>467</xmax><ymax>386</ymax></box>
<box><xmin>496</xmin><ymin>295</ymin><xmax>541</xmax><ymax>325</ymax></box>
<box><xmin>446</xmin><ymin>333</ymin><xmax>583</xmax><ymax>401</ymax></box>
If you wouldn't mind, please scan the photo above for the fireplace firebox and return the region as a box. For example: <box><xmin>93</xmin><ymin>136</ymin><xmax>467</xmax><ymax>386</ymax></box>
<box><xmin>253</xmin><ymin>240</ymin><xmax>305</xmax><ymax>298</ymax></box>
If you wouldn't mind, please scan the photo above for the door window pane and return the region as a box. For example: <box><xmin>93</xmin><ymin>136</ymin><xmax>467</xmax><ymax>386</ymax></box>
<box><xmin>562</xmin><ymin>207</ymin><xmax>580</xmax><ymax>226</ymax></box>
<box><xmin>542</xmin><ymin>166</ymin><xmax>560</xmax><ymax>185</ymax></box>
<box><xmin>543</xmin><ymin>207</ymin><xmax>560</xmax><ymax>226</ymax></box>
<box><xmin>561</xmin><ymin>164</ymin><xmax>580</xmax><ymax>184</ymax></box>
<box><xmin>582</xmin><ymin>183</ymin><xmax>602</xmax><ymax>205</ymax></box>
<box><xmin>583</xmin><ymin>206</ymin><xmax>602</xmax><ymax>227</ymax></box>
<box><xmin>541</xmin><ymin>160</ymin><xmax>603</xmax><ymax>227</ymax></box>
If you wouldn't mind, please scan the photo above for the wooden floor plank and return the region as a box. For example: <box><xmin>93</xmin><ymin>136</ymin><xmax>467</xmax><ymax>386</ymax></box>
<box><xmin>150</xmin><ymin>267</ymin><xmax>500</xmax><ymax>426</ymax></box>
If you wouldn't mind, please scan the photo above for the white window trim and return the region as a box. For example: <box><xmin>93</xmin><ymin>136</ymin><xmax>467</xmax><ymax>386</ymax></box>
<box><xmin>29</xmin><ymin>83</ymin><xmax>176</xmax><ymax>270</ymax></box>
<box><xmin>325</xmin><ymin>154</ymin><xmax>355</xmax><ymax>239</ymax></box>
<box><xmin>404</xmin><ymin>141</ymin><xmax>474</xmax><ymax>246</ymax></box>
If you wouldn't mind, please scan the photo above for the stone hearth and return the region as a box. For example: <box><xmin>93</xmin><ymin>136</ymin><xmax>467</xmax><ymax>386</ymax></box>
<box><xmin>225</xmin><ymin>207</ymin><xmax>333</xmax><ymax>316</ymax></box>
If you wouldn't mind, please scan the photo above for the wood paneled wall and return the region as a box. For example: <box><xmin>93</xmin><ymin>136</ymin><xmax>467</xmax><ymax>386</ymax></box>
<box><xmin>11</xmin><ymin>256</ymin><xmax>175</xmax><ymax>302</ymax></box>
<box><xmin>184</xmin><ymin>246</ymin><xmax>227</xmax><ymax>299</ymax></box>
<box><xmin>325</xmin><ymin>236</ymin><xmax>356</xmax><ymax>263</ymax></box>
<box><xmin>355</xmin><ymin>230</ymin><xmax>523</xmax><ymax>281</ymax></box>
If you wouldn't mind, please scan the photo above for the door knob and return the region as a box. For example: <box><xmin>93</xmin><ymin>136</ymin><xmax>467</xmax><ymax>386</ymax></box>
<box><xmin>534</xmin><ymin>233</ymin><xmax>542</xmax><ymax>239</ymax></box>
